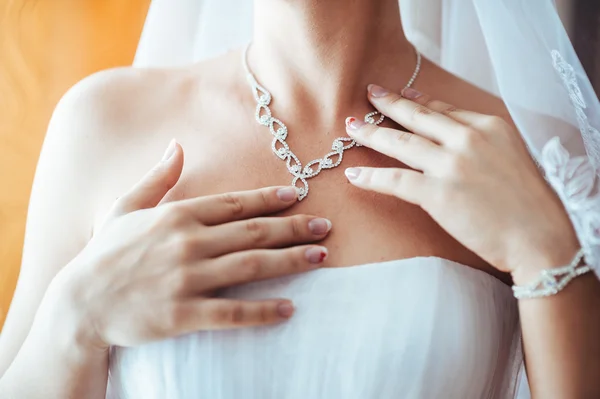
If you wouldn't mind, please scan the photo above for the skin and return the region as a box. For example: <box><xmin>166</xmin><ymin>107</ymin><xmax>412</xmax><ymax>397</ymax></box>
<box><xmin>345</xmin><ymin>85</ymin><xmax>600</xmax><ymax>397</ymax></box>
<box><xmin>1</xmin><ymin>146</ymin><xmax>336</xmax><ymax>397</ymax></box>
<box><xmin>0</xmin><ymin>0</ymin><xmax>596</xmax><ymax>397</ymax></box>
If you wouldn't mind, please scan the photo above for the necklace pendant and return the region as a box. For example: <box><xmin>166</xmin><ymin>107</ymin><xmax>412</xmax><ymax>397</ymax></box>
<box><xmin>292</xmin><ymin>177</ymin><xmax>309</xmax><ymax>201</ymax></box>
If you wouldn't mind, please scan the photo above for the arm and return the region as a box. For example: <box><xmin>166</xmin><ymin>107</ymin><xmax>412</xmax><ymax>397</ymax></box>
<box><xmin>0</xmin><ymin>278</ymin><xmax>110</xmax><ymax>398</ymax></box>
<box><xmin>0</xmin><ymin>70</ymin><xmax>128</xmax><ymax>397</ymax></box>
<box><xmin>344</xmin><ymin>85</ymin><xmax>600</xmax><ymax>398</ymax></box>
<box><xmin>514</xmin><ymin>248</ymin><xmax>600</xmax><ymax>398</ymax></box>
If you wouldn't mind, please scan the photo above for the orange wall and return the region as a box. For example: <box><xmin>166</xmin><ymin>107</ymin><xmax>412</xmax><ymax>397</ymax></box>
<box><xmin>0</xmin><ymin>0</ymin><xmax>151</xmax><ymax>328</ymax></box>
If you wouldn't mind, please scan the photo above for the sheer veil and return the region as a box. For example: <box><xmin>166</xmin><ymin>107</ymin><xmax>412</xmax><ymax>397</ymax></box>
<box><xmin>134</xmin><ymin>0</ymin><xmax>600</xmax><ymax>279</ymax></box>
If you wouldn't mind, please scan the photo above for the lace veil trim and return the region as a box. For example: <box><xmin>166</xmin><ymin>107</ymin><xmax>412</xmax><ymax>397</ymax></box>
<box><xmin>542</xmin><ymin>51</ymin><xmax>600</xmax><ymax>275</ymax></box>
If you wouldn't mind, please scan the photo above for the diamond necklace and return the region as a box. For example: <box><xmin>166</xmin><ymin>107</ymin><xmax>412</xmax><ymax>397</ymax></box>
<box><xmin>242</xmin><ymin>44</ymin><xmax>421</xmax><ymax>201</ymax></box>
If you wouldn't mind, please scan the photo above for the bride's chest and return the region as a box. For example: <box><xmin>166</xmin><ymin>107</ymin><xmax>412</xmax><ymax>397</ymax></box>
<box><xmin>166</xmin><ymin>123</ymin><xmax>479</xmax><ymax>268</ymax></box>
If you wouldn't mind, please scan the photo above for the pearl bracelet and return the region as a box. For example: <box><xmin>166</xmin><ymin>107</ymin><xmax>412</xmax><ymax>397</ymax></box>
<box><xmin>512</xmin><ymin>248</ymin><xmax>593</xmax><ymax>299</ymax></box>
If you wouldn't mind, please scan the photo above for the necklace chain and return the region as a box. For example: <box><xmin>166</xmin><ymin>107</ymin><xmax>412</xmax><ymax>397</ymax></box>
<box><xmin>242</xmin><ymin>44</ymin><xmax>421</xmax><ymax>201</ymax></box>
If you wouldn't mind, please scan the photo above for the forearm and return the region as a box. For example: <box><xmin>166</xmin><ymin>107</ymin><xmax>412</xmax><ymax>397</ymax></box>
<box><xmin>515</xmin><ymin>253</ymin><xmax>600</xmax><ymax>398</ymax></box>
<box><xmin>0</xmin><ymin>328</ymin><xmax>108</xmax><ymax>399</ymax></box>
<box><xmin>0</xmin><ymin>277</ymin><xmax>109</xmax><ymax>399</ymax></box>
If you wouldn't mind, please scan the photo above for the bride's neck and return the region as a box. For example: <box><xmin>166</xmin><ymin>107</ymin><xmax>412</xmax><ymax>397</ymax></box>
<box><xmin>250</xmin><ymin>0</ymin><xmax>415</xmax><ymax>125</ymax></box>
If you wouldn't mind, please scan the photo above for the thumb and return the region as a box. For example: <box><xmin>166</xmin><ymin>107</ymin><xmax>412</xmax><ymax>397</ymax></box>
<box><xmin>112</xmin><ymin>139</ymin><xmax>184</xmax><ymax>216</ymax></box>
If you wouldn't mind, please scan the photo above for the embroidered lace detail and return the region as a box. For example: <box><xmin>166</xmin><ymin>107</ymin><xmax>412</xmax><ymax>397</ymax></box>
<box><xmin>551</xmin><ymin>51</ymin><xmax>600</xmax><ymax>167</ymax></box>
<box><xmin>542</xmin><ymin>51</ymin><xmax>600</xmax><ymax>273</ymax></box>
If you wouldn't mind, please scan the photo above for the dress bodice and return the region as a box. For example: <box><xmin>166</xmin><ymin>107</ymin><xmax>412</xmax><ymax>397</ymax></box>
<box><xmin>107</xmin><ymin>257</ymin><xmax>522</xmax><ymax>399</ymax></box>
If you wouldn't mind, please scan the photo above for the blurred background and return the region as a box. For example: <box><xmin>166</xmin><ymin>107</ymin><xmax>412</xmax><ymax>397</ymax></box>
<box><xmin>0</xmin><ymin>0</ymin><xmax>598</xmax><ymax>329</ymax></box>
<box><xmin>0</xmin><ymin>0</ymin><xmax>151</xmax><ymax>328</ymax></box>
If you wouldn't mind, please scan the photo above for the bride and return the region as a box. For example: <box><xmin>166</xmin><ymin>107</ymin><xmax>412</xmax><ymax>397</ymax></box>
<box><xmin>1</xmin><ymin>0</ymin><xmax>599</xmax><ymax>397</ymax></box>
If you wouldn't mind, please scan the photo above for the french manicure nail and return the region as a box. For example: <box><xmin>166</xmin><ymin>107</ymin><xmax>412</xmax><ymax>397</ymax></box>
<box><xmin>277</xmin><ymin>302</ymin><xmax>295</xmax><ymax>318</ymax></box>
<box><xmin>368</xmin><ymin>84</ymin><xmax>389</xmax><ymax>98</ymax></box>
<box><xmin>308</xmin><ymin>218</ymin><xmax>332</xmax><ymax>235</ymax></box>
<box><xmin>305</xmin><ymin>246</ymin><xmax>329</xmax><ymax>264</ymax></box>
<box><xmin>162</xmin><ymin>139</ymin><xmax>177</xmax><ymax>162</ymax></box>
<box><xmin>345</xmin><ymin>168</ymin><xmax>361</xmax><ymax>181</ymax></box>
<box><xmin>346</xmin><ymin>117</ymin><xmax>366</xmax><ymax>130</ymax></box>
<box><xmin>402</xmin><ymin>87</ymin><xmax>422</xmax><ymax>99</ymax></box>
<box><xmin>276</xmin><ymin>187</ymin><xmax>298</xmax><ymax>202</ymax></box>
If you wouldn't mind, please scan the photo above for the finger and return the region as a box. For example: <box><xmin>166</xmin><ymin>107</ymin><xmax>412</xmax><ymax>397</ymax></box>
<box><xmin>203</xmin><ymin>215</ymin><xmax>331</xmax><ymax>257</ymax></box>
<box><xmin>402</xmin><ymin>89</ymin><xmax>513</xmax><ymax>145</ymax></box>
<box><xmin>178</xmin><ymin>186</ymin><xmax>300</xmax><ymax>226</ymax></box>
<box><xmin>177</xmin><ymin>298</ymin><xmax>295</xmax><ymax>332</ymax></box>
<box><xmin>402</xmin><ymin>90</ymin><xmax>490</xmax><ymax>128</ymax></box>
<box><xmin>345</xmin><ymin>167</ymin><xmax>432</xmax><ymax>206</ymax></box>
<box><xmin>367</xmin><ymin>84</ymin><xmax>468</xmax><ymax>146</ymax></box>
<box><xmin>111</xmin><ymin>140</ymin><xmax>184</xmax><ymax>216</ymax></box>
<box><xmin>345</xmin><ymin>117</ymin><xmax>448</xmax><ymax>173</ymax></box>
<box><xmin>184</xmin><ymin>245</ymin><xmax>328</xmax><ymax>293</ymax></box>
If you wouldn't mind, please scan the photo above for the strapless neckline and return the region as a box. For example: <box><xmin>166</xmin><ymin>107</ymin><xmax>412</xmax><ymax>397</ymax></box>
<box><xmin>285</xmin><ymin>255</ymin><xmax>511</xmax><ymax>294</ymax></box>
<box><xmin>107</xmin><ymin>256</ymin><xmax>522</xmax><ymax>399</ymax></box>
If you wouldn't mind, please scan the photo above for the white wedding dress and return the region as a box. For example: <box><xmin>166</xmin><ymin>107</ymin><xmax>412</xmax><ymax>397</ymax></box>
<box><xmin>106</xmin><ymin>257</ymin><xmax>522</xmax><ymax>399</ymax></box>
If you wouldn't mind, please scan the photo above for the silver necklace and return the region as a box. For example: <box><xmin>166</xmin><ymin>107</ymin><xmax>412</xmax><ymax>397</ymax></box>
<box><xmin>242</xmin><ymin>44</ymin><xmax>421</xmax><ymax>201</ymax></box>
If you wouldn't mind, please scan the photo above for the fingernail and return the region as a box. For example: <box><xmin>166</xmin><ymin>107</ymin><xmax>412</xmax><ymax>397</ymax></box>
<box><xmin>161</xmin><ymin>139</ymin><xmax>177</xmax><ymax>162</ymax></box>
<box><xmin>305</xmin><ymin>246</ymin><xmax>328</xmax><ymax>264</ymax></box>
<box><xmin>402</xmin><ymin>87</ymin><xmax>422</xmax><ymax>99</ymax></box>
<box><xmin>368</xmin><ymin>84</ymin><xmax>389</xmax><ymax>98</ymax></box>
<box><xmin>277</xmin><ymin>302</ymin><xmax>295</xmax><ymax>318</ymax></box>
<box><xmin>345</xmin><ymin>116</ymin><xmax>366</xmax><ymax>130</ymax></box>
<box><xmin>345</xmin><ymin>168</ymin><xmax>361</xmax><ymax>181</ymax></box>
<box><xmin>276</xmin><ymin>187</ymin><xmax>298</xmax><ymax>202</ymax></box>
<box><xmin>308</xmin><ymin>218</ymin><xmax>332</xmax><ymax>235</ymax></box>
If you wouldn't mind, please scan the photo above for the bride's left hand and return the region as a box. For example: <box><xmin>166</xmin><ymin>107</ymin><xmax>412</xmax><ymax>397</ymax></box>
<box><xmin>344</xmin><ymin>84</ymin><xmax>579</xmax><ymax>282</ymax></box>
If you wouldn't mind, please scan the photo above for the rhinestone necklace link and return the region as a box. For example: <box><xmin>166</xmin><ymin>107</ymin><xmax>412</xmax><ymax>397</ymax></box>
<box><xmin>242</xmin><ymin>44</ymin><xmax>421</xmax><ymax>201</ymax></box>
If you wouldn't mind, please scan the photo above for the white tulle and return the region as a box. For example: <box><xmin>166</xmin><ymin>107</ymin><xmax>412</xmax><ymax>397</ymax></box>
<box><xmin>106</xmin><ymin>258</ymin><xmax>522</xmax><ymax>398</ymax></box>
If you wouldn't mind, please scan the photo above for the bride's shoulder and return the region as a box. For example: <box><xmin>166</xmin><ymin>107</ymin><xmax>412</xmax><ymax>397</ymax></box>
<box><xmin>52</xmin><ymin>65</ymin><xmax>187</xmax><ymax>131</ymax></box>
<box><xmin>51</xmin><ymin>51</ymin><xmax>239</xmax><ymax>138</ymax></box>
<box><xmin>42</xmin><ymin>65</ymin><xmax>201</xmax><ymax>183</ymax></box>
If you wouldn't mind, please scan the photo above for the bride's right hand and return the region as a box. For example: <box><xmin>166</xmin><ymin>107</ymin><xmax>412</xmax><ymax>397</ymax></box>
<box><xmin>49</xmin><ymin>140</ymin><xmax>330</xmax><ymax>350</ymax></box>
